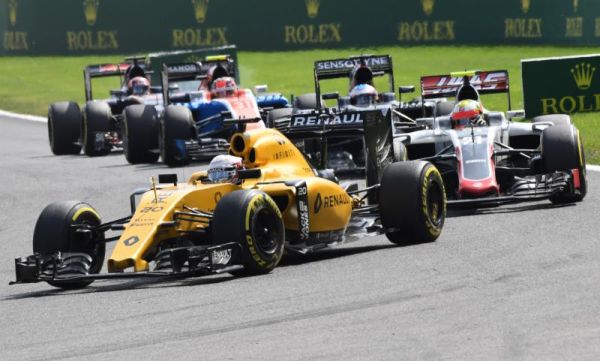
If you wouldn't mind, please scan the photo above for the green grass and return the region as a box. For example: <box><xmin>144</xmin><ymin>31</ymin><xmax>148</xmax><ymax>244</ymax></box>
<box><xmin>0</xmin><ymin>46</ymin><xmax>599</xmax><ymax>162</ymax></box>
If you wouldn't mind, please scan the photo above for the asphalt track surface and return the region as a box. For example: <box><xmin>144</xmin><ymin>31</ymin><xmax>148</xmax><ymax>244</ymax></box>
<box><xmin>1</xmin><ymin>116</ymin><xmax>599</xmax><ymax>361</ymax></box>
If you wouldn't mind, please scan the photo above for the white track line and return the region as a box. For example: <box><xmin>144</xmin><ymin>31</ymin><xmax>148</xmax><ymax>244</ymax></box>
<box><xmin>588</xmin><ymin>164</ymin><xmax>600</xmax><ymax>172</ymax></box>
<box><xmin>0</xmin><ymin>109</ymin><xmax>46</xmax><ymax>123</ymax></box>
<box><xmin>1</xmin><ymin>108</ymin><xmax>599</xmax><ymax>171</ymax></box>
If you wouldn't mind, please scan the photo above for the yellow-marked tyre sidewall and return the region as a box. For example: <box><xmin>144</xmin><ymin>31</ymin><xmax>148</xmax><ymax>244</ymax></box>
<box><xmin>213</xmin><ymin>190</ymin><xmax>284</xmax><ymax>275</ymax></box>
<box><xmin>419</xmin><ymin>165</ymin><xmax>446</xmax><ymax>240</ymax></box>
<box><xmin>33</xmin><ymin>201</ymin><xmax>105</xmax><ymax>288</ymax></box>
<box><xmin>243</xmin><ymin>193</ymin><xmax>284</xmax><ymax>272</ymax></box>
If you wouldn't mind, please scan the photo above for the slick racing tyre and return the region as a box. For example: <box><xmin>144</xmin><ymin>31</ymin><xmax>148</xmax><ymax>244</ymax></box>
<box><xmin>267</xmin><ymin>107</ymin><xmax>293</xmax><ymax>128</ymax></box>
<box><xmin>533</xmin><ymin>114</ymin><xmax>572</xmax><ymax>126</ymax></box>
<box><xmin>293</xmin><ymin>93</ymin><xmax>320</xmax><ymax>109</ymax></box>
<box><xmin>393</xmin><ymin>139</ymin><xmax>408</xmax><ymax>162</ymax></box>
<box><xmin>123</xmin><ymin>104</ymin><xmax>159</xmax><ymax>164</ymax></box>
<box><xmin>33</xmin><ymin>201</ymin><xmax>105</xmax><ymax>289</ymax></box>
<box><xmin>82</xmin><ymin>101</ymin><xmax>112</xmax><ymax>156</ymax></box>
<box><xmin>160</xmin><ymin>105</ymin><xmax>194</xmax><ymax>167</ymax></box>
<box><xmin>48</xmin><ymin>101</ymin><xmax>82</xmax><ymax>155</ymax></box>
<box><xmin>379</xmin><ymin>161</ymin><xmax>446</xmax><ymax>245</ymax></box>
<box><xmin>212</xmin><ymin>190</ymin><xmax>284</xmax><ymax>275</ymax></box>
<box><xmin>541</xmin><ymin>124</ymin><xmax>587</xmax><ymax>203</ymax></box>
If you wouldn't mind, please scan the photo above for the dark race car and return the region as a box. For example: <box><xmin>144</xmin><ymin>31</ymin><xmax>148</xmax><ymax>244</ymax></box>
<box><xmin>48</xmin><ymin>57</ymin><xmax>163</xmax><ymax>160</ymax></box>
<box><xmin>268</xmin><ymin>54</ymin><xmax>424</xmax><ymax>175</ymax></box>
<box><xmin>396</xmin><ymin>69</ymin><xmax>587</xmax><ymax>207</ymax></box>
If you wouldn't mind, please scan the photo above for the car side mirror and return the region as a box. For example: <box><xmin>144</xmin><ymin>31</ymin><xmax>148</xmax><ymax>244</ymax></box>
<box><xmin>398</xmin><ymin>86</ymin><xmax>415</xmax><ymax>102</ymax></box>
<box><xmin>506</xmin><ymin>109</ymin><xmax>525</xmax><ymax>120</ymax></box>
<box><xmin>110</xmin><ymin>89</ymin><xmax>127</xmax><ymax>98</ymax></box>
<box><xmin>169</xmin><ymin>94</ymin><xmax>191</xmax><ymax>103</ymax></box>
<box><xmin>322</xmin><ymin>92</ymin><xmax>339</xmax><ymax>100</ymax></box>
<box><xmin>254</xmin><ymin>85</ymin><xmax>268</xmax><ymax>94</ymax></box>
<box><xmin>238</xmin><ymin>168</ymin><xmax>261</xmax><ymax>180</ymax></box>
<box><xmin>158</xmin><ymin>173</ymin><xmax>178</xmax><ymax>185</ymax></box>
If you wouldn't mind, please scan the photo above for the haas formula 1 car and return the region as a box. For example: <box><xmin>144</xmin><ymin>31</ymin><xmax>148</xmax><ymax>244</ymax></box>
<box><xmin>269</xmin><ymin>54</ymin><xmax>422</xmax><ymax>173</ymax></box>
<box><xmin>12</xmin><ymin>117</ymin><xmax>445</xmax><ymax>289</ymax></box>
<box><xmin>124</xmin><ymin>55</ymin><xmax>289</xmax><ymax>166</ymax></box>
<box><xmin>48</xmin><ymin>58</ymin><xmax>163</xmax><ymax>159</ymax></box>
<box><xmin>396</xmin><ymin>69</ymin><xmax>587</xmax><ymax>206</ymax></box>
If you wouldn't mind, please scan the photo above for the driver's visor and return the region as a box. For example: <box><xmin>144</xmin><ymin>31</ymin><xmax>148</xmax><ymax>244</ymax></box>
<box><xmin>132</xmin><ymin>84</ymin><xmax>149</xmax><ymax>96</ymax></box>
<box><xmin>351</xmin><ymin>94</ymin><xmax>375</xmax><ymax>106</ymax></box>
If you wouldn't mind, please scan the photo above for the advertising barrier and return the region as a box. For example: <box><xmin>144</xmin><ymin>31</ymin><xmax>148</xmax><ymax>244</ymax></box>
<box><xmin>1</xmin><ymin>0</ymin><xmax>599</xmax><ymax>55</ymax></box>
<box><xmin>522</xmin><ymin>54</ymin><xmax>600</xmax><ymax>117</ymax></box>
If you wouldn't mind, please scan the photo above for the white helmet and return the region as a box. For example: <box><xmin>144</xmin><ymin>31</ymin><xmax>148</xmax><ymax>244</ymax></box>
<box><xmin>349</xmin><ymin>84</ymin><xmax>378</xmax><ymax>107</ymax></box>
<box><xmin>207</xmin><ymin>154</ymin><xmax>243</xmax><ymax>183</ymax></box>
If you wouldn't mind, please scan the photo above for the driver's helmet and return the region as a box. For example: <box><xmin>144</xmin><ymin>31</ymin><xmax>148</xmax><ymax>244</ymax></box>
<box><xmin>211</xmin><ymin>76</ymin><xmax>237</xmax><ymax>98</ymax></box>
<box><xmin>349</xmin><ymin>84</ymin><xmax>378</xmax><ymax>107</ymax></box>
<box><xmin>451</xmin><ymin>99</ymin><xmax>483</xmax><ymax>129</ymax></box>
<box><xmin>127</xmin><ymin>76</ymin><xmax>150</xmax><ymax>96</ymax></box>
<box><xmin>207</xmin><ymin>154</ymin><xmax>243</xmax><ymax>183</ymax></box>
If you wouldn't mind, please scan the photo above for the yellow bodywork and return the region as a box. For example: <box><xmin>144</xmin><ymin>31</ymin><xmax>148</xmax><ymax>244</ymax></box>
<box><xmin>108</xmin><ymin>128</ymin><xmax>352</xmax><ymax>272</ymax></box>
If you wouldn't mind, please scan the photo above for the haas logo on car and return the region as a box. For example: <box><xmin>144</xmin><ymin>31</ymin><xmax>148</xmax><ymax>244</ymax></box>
<box><xmin>292</xmin><ymin>113</ymin><xmax>363</xmax><ymax>127</ymax></box>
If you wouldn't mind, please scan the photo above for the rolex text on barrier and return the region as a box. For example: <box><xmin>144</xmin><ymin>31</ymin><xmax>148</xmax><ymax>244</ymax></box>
<box><xmin>1</xmin><ymin>0</ymin><xmax>600</xmax><ymax>54</ymax></box>
<box><xmin>522</xmin><ymin>54</ymin><xmax>600</xmax><ymax>117</ymax></box>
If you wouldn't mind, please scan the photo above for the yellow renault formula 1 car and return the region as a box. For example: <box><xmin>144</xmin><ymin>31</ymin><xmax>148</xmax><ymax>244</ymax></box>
<box><xmin>12</xmin><ymin>115</ymin><xmax>446</xmax><ymax>289</ymax></box>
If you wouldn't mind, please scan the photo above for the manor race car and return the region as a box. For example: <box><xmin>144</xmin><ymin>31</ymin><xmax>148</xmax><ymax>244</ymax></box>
<box><xmin>269</xmin><ymin>54</ymin><xmax>423</xmax><ymax>173</ymax></box>
<box><xmin>124</xmin><ymin>55</ymin><xmax>289</xmax><ymax>166</ymax></box>
<box><xmin>48</xmin><ymin>57</ymin><xmax>163</xmax><ymax>159</ymax></box>
<box><xmin>12</xmin><ymin>117</ymin><xmax>446</xmax><ymax>289</ymax></box>
<box><xmin>397</xmin><ymin>69</ymin><xmax>587</xmax><ymax>206</ymax></box>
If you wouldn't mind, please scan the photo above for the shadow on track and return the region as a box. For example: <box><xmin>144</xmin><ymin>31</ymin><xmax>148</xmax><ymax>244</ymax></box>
<box><xmin>4</xmin><ymin>244</ymin><xmax>404</xmax><ymax>299</ymax></box>
<box><xmin>27</xmin><ymin>154</ymin><xmax>56</xmax><ymax>159</ymax></box>
<box><xmin>279</xmin><ymin>244</ymin><xmax>400</xmax><ymax>267</ymax></box>
<box><xmin>3</xmin><ymin>273</ymin><xmax>236</xmax><ymax>300</ymax></box>
<box><xmin>447</xmin><ymin>201</ymin><xmax>575</xmax><ymax>217</ymax></box>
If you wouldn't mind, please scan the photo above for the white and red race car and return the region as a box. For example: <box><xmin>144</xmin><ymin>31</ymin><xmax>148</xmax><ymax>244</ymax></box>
<box><xmin>395</xmin><ymin>70</ymin><xmax>587</xmax><ymax>206</ymax></box>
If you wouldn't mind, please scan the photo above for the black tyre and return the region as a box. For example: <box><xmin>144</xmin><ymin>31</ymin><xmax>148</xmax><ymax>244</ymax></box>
<box><xmin>393</xmin><ymin>139</ymin><xmax>408</xmax><ymax>162</ymax></box>
<box><xmin>294</xmin><ymin>93</ymin><xmax>320</xmax><ymax>109</ymax></box>
<box><xmin>379</xmin><ymin>161</ymin><xmax>446</xmax><ymax>245</ymax></box>
<box><xmin>542</xmin><ymin>124</ymin><xmax>587</xmax><ymax>203</ymax></box>
<box><xmin>533</xmin><ymin>114</ymin><xmax>572</xmax><ymax>126</ymax></box>
<box><xmin>160</xmin><ymin>105</ymin><xmax>195</xmax><ymax>167</ymax></box>
<box><xmin>47</xmin><ymin>101</ymin><xmax>82</xmax><ymax>155</ymax></box>
<box><xmin>212</xmin><ymin>190</ymin><xmax>284</xmax><ymax>275</ymax></box>
<box><xmin>82</xmin><ymin>101</ymin><xmax>112</xmax><ymax>156</ymax></box>
<box><xmin>267</xmin><ymin>107</ymin><xmax>293</xmax><ymax>128</ymax></box>
<box><xmin>33</xmin><ymin>201</ymin><xmax>105</xmax><ymax>289</ymax></box>
<box><xmin>435</xmin><ymin>101</ymin><xmax>454</xmax><ymax>117</ymax></box>
<box><xmin>123</xmin><ymin>104</ymin><xmax>159</xmax><ymax>164</ymax></box>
